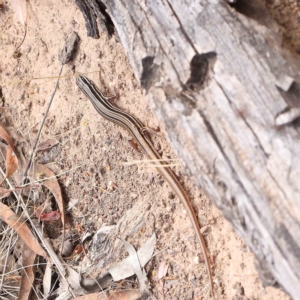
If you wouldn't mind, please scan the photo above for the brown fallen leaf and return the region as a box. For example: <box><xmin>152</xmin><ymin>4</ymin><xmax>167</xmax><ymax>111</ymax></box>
<box><xmin>5</xmin><ymin>145</ymin><xmax>18</xmax><ymax>178</ymax></box>
<box><xmin>0</xmin><ymin>125</ymin><xmax>16</xmax><ymax>151</ymax></box>
<box><xmin>73</xmin><ymin>290</ymin><xmax>142</xmax><ymax>300</ymax></box>
<box><xmin>18</xmin><ymin>242</ymin><xmax>37</xmax><ymax>300</ymax></box>
<box><xmin>0</xmin><ymin>125</ymin><xmax>19</xmax><ymax>181</ymax></box>
<box><xmin>31</xmin><ymin>163</ymin><xmax>65</xmax><ymax>252</ymax></box>
<box><xmin>73</xmin><ymin>244</ymin><xmax>83</xmax><ymax>255</ymax></box>
<box><xmin>127</xmin><ymin>138</ymin><xmax>138</xmax><ymax>151</ymax></box>
<box><xmin>0</xmin><ymin>202</ymin><xmax>46</xmax><ymax>257</ymax></box>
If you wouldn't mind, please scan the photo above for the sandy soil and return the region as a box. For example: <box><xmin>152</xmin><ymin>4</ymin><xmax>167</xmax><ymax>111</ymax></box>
<box><xmin>0</xmin><ymin>1</ymin><xmax>290</xmax><ymax>299</ymax></box>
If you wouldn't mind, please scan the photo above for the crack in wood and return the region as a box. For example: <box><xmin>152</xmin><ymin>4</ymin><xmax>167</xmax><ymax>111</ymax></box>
<box><xmin>75</xmin><ymin>0</ymin><xmax>99</xmax><ymax>38</ymax></box>
<box><xmin>75</xmin><ymin>0</ymin><xmax>115</xmax><ymax>39</ymax></box>
<box><xmin>166</xmin><ymin>0</ymin><xmax>199</xmax><ymax>54</ymax></box>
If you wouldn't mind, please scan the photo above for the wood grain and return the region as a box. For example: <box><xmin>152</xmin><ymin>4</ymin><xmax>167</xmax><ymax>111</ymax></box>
<box><xmin>77</xmin><ymin>0</ymin><xmax>300</xmax><ymax>298</ymax></box>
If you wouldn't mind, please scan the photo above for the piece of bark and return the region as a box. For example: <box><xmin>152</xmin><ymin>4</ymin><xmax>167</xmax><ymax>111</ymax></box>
<box><xmin>75</xmin><ymin>0</ymin><xmax>115</xmax><ymax>39</ymax></box>
<box><xmin>77</xmin><ymin>0</ymin><xmax>300</xmax><ymax>298</ymax></box>
<box><xmin>59</xmin><ymin>32</ymin><xmax>80</xmax><ymax>64</ymax></box>
<box><xmin>75</xmin><ymin>0</ymin><xmax>99</xmax><ymax>38</ymax></box>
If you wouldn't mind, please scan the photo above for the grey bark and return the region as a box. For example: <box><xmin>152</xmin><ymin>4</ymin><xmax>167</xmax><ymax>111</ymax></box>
<box><xmin>77</xmin><ymin>0</ymin><xmax>300</xmax><ymax>298</ymax></box>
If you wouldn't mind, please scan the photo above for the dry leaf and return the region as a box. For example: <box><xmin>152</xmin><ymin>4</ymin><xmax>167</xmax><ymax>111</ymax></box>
<box><xmin>127</xmin><ymin>138</ymin><xmax>138</xmax><ymax>151</ymax></box>
<box><xmin>18</xmin><ymin>243</ymin><xmax>37</xmax><ymax>300</ymax></box>
<box><xmin>73</xmin><ymin>244</ymin><xmax>83</xmax><ymax>255</ymax></box>
<box><xmin>73</xmin><ymin>290</ymin><xmax>141</xmax><ymax>300</ymax></box>
<box><xmin>9</xmin><ymin>0</ymin><xmax>27</xmax><ymax>26</ymax></box>
<box><xmin>0</xmin><ymin>251</ymin><xmax>19</xmax><ymax>297</ymax></box>
<box><xmin>43</xmin><ymin>261</ymin><xmax>52</xmax><ymax>298</ymax></box>
<box><xmin>36</xmin><ymin>138</ymin><xmax>59</xmax><ymax>152</ymax></box>
<box><xmin>108</xmin><ymin>233</ymin><xmax>156</xmax><ymax>281</ymax></box>
<box><xmin>56</xmin><ymin>266</ymin><xmax>84</xmax><ymax>298</ymax></box>
<box><xmin>121</xmin><ymin>239</ymin><xmax>149</xmax><ymax>296</ymax></box>
<box><xmin>0</xmin><ymin>125</ymin><xmax>18</xmax><ymax>179</ymax></box>
<box><xmin>5</xmin><ymin>146</ymin><xmax>18</xmax><ymax>178</ymax></box>
<box><xmin>0</xmin><ymin>125</ymin><xmax>16</xmax><ymax>151</ymax></box>
<box><xmin>31</xmin><ymin>163</ymin><xmax>65</xmax><ymax>249</ymax></box>
<box><xmin>0</xmin><ymin>202</ymin><xmax>46</xmax><ymax>257</ymax></box>
<box><xmin>157</xmin><ymin>261</ymin><xmax>169</xmax><ymax>281</ymax></box>
<box><xmin>157</xmin><ymin>260</ymin><xmax>169</xmax><ymax>298</ymax></box>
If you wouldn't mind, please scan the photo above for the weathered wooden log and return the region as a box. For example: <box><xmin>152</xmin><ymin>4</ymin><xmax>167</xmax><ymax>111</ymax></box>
<box><xmin>76</xmin><ymin>0</ymin><xmax>300</xmax><ymax>298</ymax></box>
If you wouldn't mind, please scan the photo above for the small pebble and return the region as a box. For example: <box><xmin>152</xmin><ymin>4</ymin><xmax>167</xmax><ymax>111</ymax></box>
<box><xmin>200</xmin><ymin>225</ymin><xmax>209</xmax><ymax>234</ymax></box>
<box><xmin>238</xmin><ymin>286</ymin><xmax>244</xmax><ymax>295</ymax></box>
<box><xmin>193</xmin><ymin>256</ymin><xmax>200</xmax><ymax>264</ymax></box>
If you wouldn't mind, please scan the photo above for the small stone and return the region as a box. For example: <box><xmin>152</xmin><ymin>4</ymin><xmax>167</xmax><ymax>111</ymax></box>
<box><xmin>200</xmin><ymin>225</ymin><xmax>209</xmax><ymax>234</ymax></box>
<box><xmin>144</xmin><ymin>203</ymin><xmax>151</xmax><ymax>210</ymax></box>
<box><xmin>168</xmin><ymin>192</ymin><xmax>175</xmax><ymax>199</ymax></box>
<box><xmin>65</xmin><ymin>176</ymin><xmax>72</xmax><ymax>187</ymax></box>
<box><xmin>214</xmin><ymin>277</ymin><xmax>220</xmax><ymax>287</ymax></box>
<box><xmin>24</xmin><ymin>46</ymin><xmax>32</xmax><ymax>53</ymax></box>
<box><xmin>13</xmin><ymin>50</ymin><xmax>21</xmax><ymax>59</ymax></box>
<box><xmin>237</xmin><ymin>286</ymin><xmax>244</xmax><ymax>295</ymax></box>
<box><xmin>188</xmin><ymin>272</ymin><xmax>196</xmax><ymax>281</ymax></box>
<box><xmin>107</xmin><ymin>181</ymin><xmax>114</xmax><ymax>191</ymax></box>
<box><xmin>193</xmin><ymin>256</ymin><xmax>200</xmax><ymax>264</ymax></box>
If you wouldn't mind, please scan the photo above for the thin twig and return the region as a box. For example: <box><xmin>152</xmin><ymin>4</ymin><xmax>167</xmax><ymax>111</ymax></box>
<box><xmin>22</xmin><ymin>64</ymin><xmax>63</xmax><ymax>182</ymax></box>
<box><xmin>14</xmin><ymin>23</ymin><xmax>27</xmax><ymax>51</ymax></box>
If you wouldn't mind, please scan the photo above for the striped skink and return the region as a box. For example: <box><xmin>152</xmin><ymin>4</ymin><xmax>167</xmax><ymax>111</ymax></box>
<box><xmin>76</xmin><ymin>74</ymin><xmax>214</xmax><ymax>296</ymax></box>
